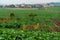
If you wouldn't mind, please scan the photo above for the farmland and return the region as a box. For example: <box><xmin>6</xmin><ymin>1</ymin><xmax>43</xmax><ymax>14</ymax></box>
<box><xmin>0</xmin><ymin>7</ymin><xmax>60</xmax><ymax>27</ymax></box>
<box><xmin>0</xmin><ymin>7</ymin><xmax>60</xmax><ymax>40</ymax></box>
<box><xmin>0</xmin><ymin>28</ymin><xmax>60</xmax><ymax>40</ymax></box>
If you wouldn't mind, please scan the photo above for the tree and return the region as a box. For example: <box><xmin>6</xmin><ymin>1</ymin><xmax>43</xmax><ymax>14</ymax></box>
<box><xmin>9</xmin><ymin>4</ymin><xmax>15</xmax><ymax>8</ymax></box>
<box><xmin>0</xmin><ymin>5</ymin><xmax>3</xmax><ymax>8</ymax></box>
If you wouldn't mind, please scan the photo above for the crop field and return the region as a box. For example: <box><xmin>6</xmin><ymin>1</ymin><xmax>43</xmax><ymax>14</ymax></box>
<box><xmin>0</xmin><ymin>7</ymin><xmax>60</xmax><ymax>40</ymax></box>
<box><xmin>0</xmin><ymin>28</ymin><xmax>60</xmax><ymax>40</ymax></box>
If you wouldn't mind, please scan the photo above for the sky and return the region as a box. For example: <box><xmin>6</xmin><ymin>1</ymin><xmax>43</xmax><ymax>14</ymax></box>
<box><xmin>0</xmin><ymin>0</ymin><xmax>60</xmax><ymax>5</ymax></box>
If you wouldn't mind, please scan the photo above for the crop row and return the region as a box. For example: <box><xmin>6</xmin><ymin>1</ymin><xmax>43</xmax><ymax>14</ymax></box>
<box><xmin>0</xmin><ymin>18</ymin><xmax>60</xmax><ymax>32</ymax></box>
<box><xmin>0</xmin><ymin>28</ymin><xmax>60</xmax><ymax>40</ymax></box>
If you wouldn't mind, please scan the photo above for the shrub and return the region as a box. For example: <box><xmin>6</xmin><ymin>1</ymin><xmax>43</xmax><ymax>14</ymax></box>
<box><xmin>10</xmin><ymin>13</ymin><xmax>15</xmax><ymax>19</ymax></box>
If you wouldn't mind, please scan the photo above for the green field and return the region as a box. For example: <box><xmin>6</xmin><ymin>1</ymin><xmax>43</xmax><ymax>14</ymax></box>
<box><xmin>0</xmin><ymin>7</ymin><xmax>60</xmax><ymax>40</ymax></box>
<box><xmin>0</xmin><ymin>28</ymin><xmax>60</xmax><ymax>40</ymax></box>
<box><xmin>0</xmin><ymin>7</ymin><xmax>60</xmax><ymax>27</ymax></box>
<box><xmin>0</xmin><ymin>7</ymin><xmax>60</xmax><ymax>18</ymax></box>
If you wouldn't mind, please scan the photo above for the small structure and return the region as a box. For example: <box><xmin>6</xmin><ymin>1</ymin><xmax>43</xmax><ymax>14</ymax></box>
<box><xmin>24</xmin><ymin>4</ymin><xmax>32</xmax><ymax>8</ymax></box>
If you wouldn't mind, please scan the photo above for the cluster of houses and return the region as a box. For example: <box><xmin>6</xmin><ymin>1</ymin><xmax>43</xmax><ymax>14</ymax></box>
<box><xmin>0</xmin><ymin>2</ymin><xmax>60</xmax><ymax>8</ymax></box>
<box><xmin>0</xmin><ymin>3</ymin><xmax>54</xmax><ymax>8</ymax></box>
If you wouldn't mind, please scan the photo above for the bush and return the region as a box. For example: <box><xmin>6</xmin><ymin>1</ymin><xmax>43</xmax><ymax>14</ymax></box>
<box><xmin>0</xmin><ymin>25</ymin><xmax>3</xmax><ymax>28</ymax></box>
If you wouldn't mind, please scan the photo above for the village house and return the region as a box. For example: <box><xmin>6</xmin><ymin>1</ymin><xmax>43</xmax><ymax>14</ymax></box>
<box><xmin>19</xmin><ymin>4</ymin><xmax>32</xmax><ymax>8</ymax></box>
<box><xmin>42</xmin><ymin>3</ymin><xmax>54</xmax><ymax>8</ymax></box>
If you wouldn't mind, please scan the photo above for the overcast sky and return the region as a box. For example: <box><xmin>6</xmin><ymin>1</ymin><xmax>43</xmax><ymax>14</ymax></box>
<box><xmin>0</xmin><ymin>0</ymin><xmax>60</xmax><ymax>5</ymax></box>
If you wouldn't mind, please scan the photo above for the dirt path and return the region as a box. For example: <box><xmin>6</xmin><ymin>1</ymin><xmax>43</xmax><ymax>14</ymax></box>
<box><xmin>51</xmin><ymin>18</ymin><xmax>60</xmax><ymax>27</ymax></box>
<box><xmin>50</xmin><ymin>18</ymin><xmax>60</xmax><ymax>32</ymax></box>
<box><xmin>44</xmin><ymin>20</ymin><xmax>60</xmax><ymax>32</ymax></box>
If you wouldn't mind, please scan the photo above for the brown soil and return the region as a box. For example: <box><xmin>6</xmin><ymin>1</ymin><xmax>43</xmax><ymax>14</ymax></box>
<box><xmin>51</xmin><ymin>18</ymin><xmax>60</xmax><ymax>26</ymax></box>
<box><xmin>0</xmin><ymin>18</ymin><xmax>10</xmax><ymax>22</ymax></box>
<box><xmin>50</xmin><ymin>18</ymin><xmax>60</xmax><ymax>32</ymax></box>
